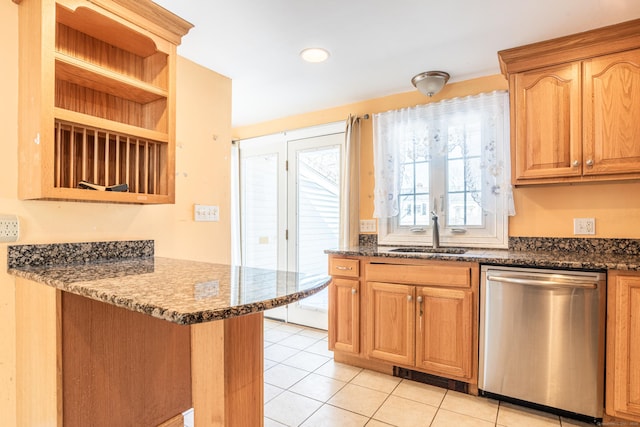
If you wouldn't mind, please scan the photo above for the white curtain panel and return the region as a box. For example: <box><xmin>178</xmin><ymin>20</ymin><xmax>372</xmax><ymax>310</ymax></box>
<box><xmin>372</xmin><ymin>90</ymin><xmax>514</xmax><ymax>219</ymax></box>
<box><xmin>230</xmin><ymin>141</ymin><xmax>242</xmax><ymax>265</ymax></box>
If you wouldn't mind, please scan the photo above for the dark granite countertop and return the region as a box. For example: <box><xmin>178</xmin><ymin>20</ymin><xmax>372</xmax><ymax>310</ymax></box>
<box><xmin>326</xmin><ymin>239</ymin><xmax>640</xmax><ymax>272</ymax></box>
<box><xmin>7</xmin><ymin>241</ymin><xmax>330</xmax><ymax>325</ymax></box>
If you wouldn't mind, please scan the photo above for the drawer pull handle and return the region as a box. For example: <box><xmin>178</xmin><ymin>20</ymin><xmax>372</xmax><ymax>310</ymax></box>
<box><xmin>336</xmin><ymin>266</ymin><xmax>353</xmax><ymax>271</ymax></box>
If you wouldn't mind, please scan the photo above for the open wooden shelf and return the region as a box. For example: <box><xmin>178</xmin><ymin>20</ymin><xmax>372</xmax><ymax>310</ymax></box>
<box><xmin>17</xmin><ymin>0</ymin><xmax>191</xmax><ymax>204</ymax></box>
<box><xmin>55</xmin><ymin>53</ymin><xmax>168</xmax><ymax>104</ymax></box>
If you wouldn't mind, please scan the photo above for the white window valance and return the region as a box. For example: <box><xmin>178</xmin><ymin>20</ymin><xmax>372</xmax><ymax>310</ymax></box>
<box><xmin>372</xmin><ymin>90</ymin><xmax>515</xmax><ymax>220</ymax></box>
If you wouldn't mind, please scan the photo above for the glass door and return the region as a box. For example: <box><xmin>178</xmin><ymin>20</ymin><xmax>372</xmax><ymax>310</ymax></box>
<box><xmin>238</xmin><ymin>123</ymin><xmax>344</xmax><ymax>329</ymax></box>
<box><xmin>240</xmin><ymin>134</ymin><xmax>287</xmax><ymax>321</ymax></box>
<box><xmin>286</xmin><ymin>134</ymin><xmax>342</xmax><ymax>329</ymax></box>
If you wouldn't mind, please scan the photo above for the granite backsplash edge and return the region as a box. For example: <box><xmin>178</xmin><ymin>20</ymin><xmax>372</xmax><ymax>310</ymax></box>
<box><xmin>359</xmin><ymin>234</ymin><xmax>640</xmax><ymax>255</ymax></box>
<box><xmin>7</xmin><ymin>240</ymin><xmax>154</xmax><ymax>269</ymax></box>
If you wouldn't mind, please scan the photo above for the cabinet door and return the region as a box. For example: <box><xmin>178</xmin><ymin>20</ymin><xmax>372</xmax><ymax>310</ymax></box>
<box><xmin>366</xmin><ymin>282</ymin><xmax>415</xmax><ymax>366</ymax></box>
<box><xmin>607</xmin><ymin>273</ymin><xmax>640</xmax><ymax>422</ymax></box>
<box><xmin>328</xmin><ymin>278</ymin><xmax>360</xmax><ymax>354</ymax></box>
<box><xmin>584</xmin><ymin>49</ymin><xmax>640</xmax><ymax>176</ymax></box>
<box><xmin>415</xmin><ymin>287</ymin><xmax>472</xmax><ymax>379</ymax></box>
<box><xmin>513</xmin><ymin>62</ymin><xmax>582</xmax><ymax>182</ymax></box>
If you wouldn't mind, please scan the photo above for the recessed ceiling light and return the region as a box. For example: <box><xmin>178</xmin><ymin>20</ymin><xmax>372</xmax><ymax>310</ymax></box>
<box><xmin>300</xmin><ymin>47</ymin><xmax>330</xmax><ymax>63</ymax></box>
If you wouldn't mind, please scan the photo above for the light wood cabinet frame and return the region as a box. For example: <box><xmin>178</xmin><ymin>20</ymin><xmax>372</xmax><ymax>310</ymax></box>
<box><xmin>17</xmin><ymin>0</ymin><xmax>192</xmax><ymax>204</ymax></box>
<box><xmin>499</xmin><ymin>18</ymin><xmax>640</xmax><ymax>186</ymax></box>
<box><xmin>328</xmin><ymin>255</ymin><xmax>479</xmax><ymax>386</ymax></box>
<box><xmin>606</xmin><ymin>271</ymin><xmax>640</xmax><ymax>423</ymax></box>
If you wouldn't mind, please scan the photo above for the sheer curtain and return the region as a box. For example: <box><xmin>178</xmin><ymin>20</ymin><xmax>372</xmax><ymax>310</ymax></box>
<box><xmin>373</xmin><ymin>90</ymin><xmax>514</xmax><ymax>219</ymax></box>
<box><xmin>340</xmin><ymin>115</ymin><xmax>361</xmax><ymax>248</ymax></box>
<box><xmin>230</xmin><ymin>141</ymin><xmax>242</xmax><ymax>265</ymax></box>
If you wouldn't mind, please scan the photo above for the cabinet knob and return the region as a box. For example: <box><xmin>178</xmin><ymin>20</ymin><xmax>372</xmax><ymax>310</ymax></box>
<box><xmin>407</xmin><ymin>295</ymin><xmax>412</xmax><ymax>302</ymax></box>
<box><xmin>351</xmin><ymin>288</ymin><xmax>357</xmax><ymax>295</ymax></box>
<box><xmin>572</xmin><ymin>160</ymin><xmax>579</xmax><ymax>167</ymax></box>
<box><xmin>586</xmin><ymin>159</ymin><xmax>594</xmax><ymax>167</ymax></box>
<box><xmin>417</xmin><ymin>296</ymin><xmax>423</xmax><ymax>303</ymax></box>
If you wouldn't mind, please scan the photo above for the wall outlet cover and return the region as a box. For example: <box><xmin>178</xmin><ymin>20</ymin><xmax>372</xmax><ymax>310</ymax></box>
<box><xmin>573</xmin><ymin>218</ymin><xmax>595</xmax><ymax>235</ymax></box>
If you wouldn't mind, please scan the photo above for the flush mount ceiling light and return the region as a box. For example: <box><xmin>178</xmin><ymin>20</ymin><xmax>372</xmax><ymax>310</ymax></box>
<box><xmin>300</xmin><ymin>47</ymin><xmax>330</xmax><ymax>63</ymax></box>
<box><xmin>411</xmin><ymin>71</ymin><xmax>450</xmax><ymax>97</ymax></box>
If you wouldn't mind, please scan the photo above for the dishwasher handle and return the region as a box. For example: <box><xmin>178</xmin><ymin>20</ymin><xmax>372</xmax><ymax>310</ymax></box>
<box><xmin>485</xmin><ymin>274</ymin><xmax>597</xmax><ymax>289</ymax></box>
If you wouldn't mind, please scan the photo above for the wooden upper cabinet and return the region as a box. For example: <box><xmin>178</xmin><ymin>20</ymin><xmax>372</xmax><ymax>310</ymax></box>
<box><xmin>583</xmin><ymin>49</ymin><xmax>640</xmax><ymax>176</ymax></box>
<box><xmin>499</xmin><ymin>18</ymin><xmax>640</xmax><ymax>185</ymax></box>
<box><xmin>17</xmin><ymin>0</ymin><xmax>192</xmax><ymax>203</ymax></box>
<box><xmin>512</xmin><ymin>63</ymin><xmax>582</xmax><ymax>180</ymax></box>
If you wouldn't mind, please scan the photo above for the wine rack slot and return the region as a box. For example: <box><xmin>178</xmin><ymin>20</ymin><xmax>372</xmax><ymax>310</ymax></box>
<box><xmin>54</xmin><ymin>120</ymin><xmax>167</xmax><ymax>195</ymax></box>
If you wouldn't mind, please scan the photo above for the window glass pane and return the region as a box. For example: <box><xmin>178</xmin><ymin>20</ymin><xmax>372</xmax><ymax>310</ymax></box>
<box><xmin>466</xmin><ymin>121</ymin><xmax>482</xmax><ymax>157</ymax></box>
<box><xmin>400</xmin><ymin>138</ymin><xmax>414</xmax><ymax>163</ymax></box>
<box><xmin>400</xmin><ymin>163</ymin><xmax>414</xmax><ymax>194</ymax></box>
<box><xmin>447</xmin><ymin>192</ymin><xmax>465</xmax><ymax>226</ymax></box>
<box><xmin>415</xmin><ymin>194</ymin><xmax>430</xmax><ymax>225</ymax></box>
<box><xmin>447</xmin><ymin>159</ymin><xmax>465</xmax><ymax>192</ymax></box>
<box><xmin>241</xmin><ymin>154</ymin><xmax>278</xmax><ymax>268</ymax></box>
<box><xmin>466</xmin><ymin>192</ymin><xmax>483</xmax><ymax>225</ymax></box>
<box><xmin>415</xmin><ymin>162</ymin><xmax>429</xmax><ymax>193</ymax></box>
<box><xmin>399</xmin><ymin>195</ymin><xmax>415</xmax><ymax>226</ymax></box>
<box><xmin>415</xmin><ymin>135</ymin><xmax>430</xmax><ymax>162</ymax></box>
<box><xmin>466</xmin><ymin>158</ymin><xmax>481</xmax><ymax>192</ymax></box>
<box><xmin>447</xmin><ymin>127</ymin><xmax>464</xmax><ymax>158</ymax></box>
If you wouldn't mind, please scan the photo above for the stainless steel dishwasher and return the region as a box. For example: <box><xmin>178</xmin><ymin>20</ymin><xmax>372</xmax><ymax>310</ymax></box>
<box><xmin>479</xmin><ymin>265</ymin><xmax>606</xmax><ymax>421</ymax></box>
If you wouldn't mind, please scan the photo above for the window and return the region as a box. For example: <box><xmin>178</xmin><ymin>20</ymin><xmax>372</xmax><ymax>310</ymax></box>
<box><xmin>373</xmin><ymin>91</ymin><xmax>513</xmax><ymax>248</ymax></box>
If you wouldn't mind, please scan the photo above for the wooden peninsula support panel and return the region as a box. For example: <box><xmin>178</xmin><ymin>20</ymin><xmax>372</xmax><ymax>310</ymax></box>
<box><xmin>9</xmin><ymin>247</ymin><xmax>330</xmax><ymax>427</ymax></box>
<box><xmin>191</xmin><ymin>313</ymin><xmax>264</xmax><ymax>426</ymax></box>
<box><xmin>16</xmin><ymin>279</ymin><xmax>267</xmax><ymax>426</ymax></box>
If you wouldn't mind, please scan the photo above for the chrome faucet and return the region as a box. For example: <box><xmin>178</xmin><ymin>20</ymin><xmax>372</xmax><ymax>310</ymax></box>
<box><xmin>431</xmin><ymin>210</ymin><xmax>440</xmax><ymax>249</ymax></box>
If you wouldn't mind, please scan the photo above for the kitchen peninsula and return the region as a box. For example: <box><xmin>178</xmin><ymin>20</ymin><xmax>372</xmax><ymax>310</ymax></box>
<box><xmin>7</xmin><ymin>240</ymin><xmax>330</xmax><ymax>427</ymax></box>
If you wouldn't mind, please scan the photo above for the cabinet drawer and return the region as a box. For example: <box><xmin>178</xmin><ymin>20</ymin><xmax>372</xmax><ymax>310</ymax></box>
<box><xmin>366</xmin><ymin>263</ymin><xmax>471</xmax><ymax>288</ymax></box>
<box><xmin>329</xmin><ymin>258</ymin><xmax>360</xmax><ymax>278</ymax></box>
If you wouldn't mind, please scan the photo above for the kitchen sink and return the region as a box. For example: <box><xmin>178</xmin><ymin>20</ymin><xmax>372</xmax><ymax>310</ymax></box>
<box><xmin>387</xmin><ymin>247</ymin><xmax>467</xmax><ymax>254</ymax></box>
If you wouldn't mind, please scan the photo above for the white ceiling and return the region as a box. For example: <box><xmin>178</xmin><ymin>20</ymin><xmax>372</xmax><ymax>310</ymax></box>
<box><xmin>153</xmin><ymin>0</ymin><xmax>640</xmax><ymax>127</ymax></box>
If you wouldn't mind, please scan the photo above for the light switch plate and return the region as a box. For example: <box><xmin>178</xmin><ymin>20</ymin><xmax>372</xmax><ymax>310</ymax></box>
<box><xmin>360</xmin><ymin>219</ymin><xmax>377</xmax><ymax>233</ymax></box>
<box><xmin>0</xmin><ymin>214</ymin><xmax>20</xmax><ymax>242</ymax></box>
<box><xmin>194</xmin><ymin>204</ymin><xmax>219</xmax><ymax>222</ymax></box>
<box><xmin>573</xmin><ymin>218</ymin><xmax>595</xmax><ymax>235</ymax></box>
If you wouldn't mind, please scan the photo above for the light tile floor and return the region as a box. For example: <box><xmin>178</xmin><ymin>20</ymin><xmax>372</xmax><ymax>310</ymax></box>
<box><xmin>263</xmin><ymin>318</ymin><xmax>595</xmax><ymax>427</ymax></box>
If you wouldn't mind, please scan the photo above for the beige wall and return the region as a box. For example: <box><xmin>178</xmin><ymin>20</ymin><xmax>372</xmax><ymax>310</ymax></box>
<box><xmin>234</xmin><ymin>76</ymin><xmax>640</xmax><ymax>240</ymax></box>
<box><xmin>0</xmin><ymin>2</ymin><xmax>232</xmax><ymax>423</ymax></box>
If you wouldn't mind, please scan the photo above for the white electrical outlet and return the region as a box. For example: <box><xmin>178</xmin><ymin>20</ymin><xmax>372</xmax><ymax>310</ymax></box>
<box><xmin>0</xmin><ymin>214</ymin><xmax>20</xmax><ymax>242</ymax></box>
<box><xmin>359</xmin><ymin>219</ymin><xmax>377</xmax><ymax>233</ymax></box>
<box><xmin>194</xmin><ymin>204</ymin><xmax>219</xmax><ymax>222</ymax></box>
<box><xmin>573</xmin><ymin>218</ymin><xmax>596</xmax><ymax>235</ymax></box>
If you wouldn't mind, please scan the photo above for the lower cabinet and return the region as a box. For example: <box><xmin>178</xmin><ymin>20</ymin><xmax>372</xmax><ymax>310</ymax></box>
<box><xmin>328</xmin><ymin>257</ymin><xmax>361</xmax><ymax>354</ymax></box>
<box><xmin>328</xmin><ymin>255</ymin><xmax>478</xmax><ymax>385</ymax></box>
<box><xmin>329</xmin><ymin>277</ymin><xmax>360</xmax><ymax>353</ymax></box>
<box><xmin>366</xmin><ymin>275</ymin><xmax>474</xmax><ymax>380</ymax></box>
<box><xmin>415</xmin><ymin>286</ymin><xmax>472</xmax><ymax>378</ymax></box>
<box><xmin>606</xmin><ymin>271</ymin><xmax>640</xmax><ymax>422</ymax></box>
<box><xmin>367</xmin><ymin>281</ymin><xmax>415</xmax><ymax>366</ymax></box>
